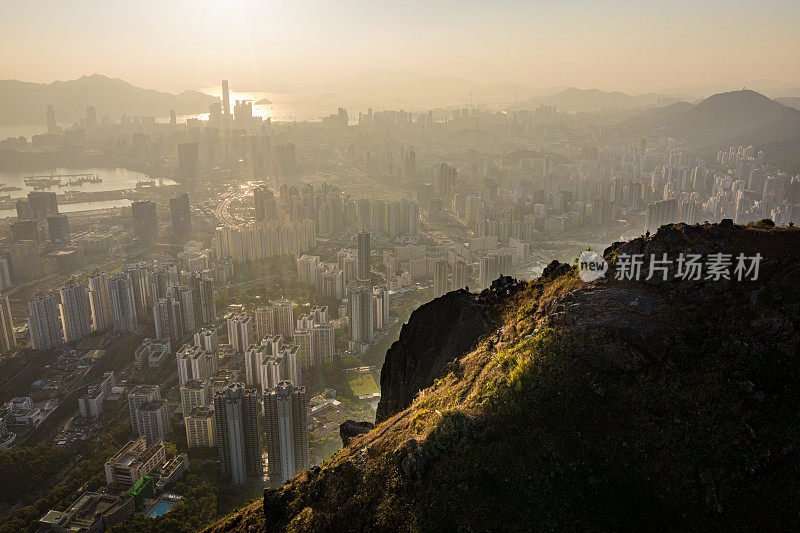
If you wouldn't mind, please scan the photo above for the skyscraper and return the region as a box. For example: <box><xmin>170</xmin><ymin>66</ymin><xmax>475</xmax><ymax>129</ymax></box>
<box><xmin>59</xmin><ymin>280</ymin><xmax>92</xmax><ymax>343</ymax></box>
<box><xmin>134</xmin><ymin>399</ymin><xmax>171</xmax><ymax>444</ymax></box>
<box><xmin>185</xmin><ymin>407</ymin><xmax>215</xmax><ymax>448</ymax></box>
<box><xmin>264</xmin><ymin>381</ymin><xmax>309</xmax><ymax>485</ymax></box>
<box><xmin>433</xmin><ymin>260</ymin><xmax>449</xmax><ymax>297</ymax></box>
<box><xmin>272</xmin><ymin>300</ymin><xmax>295</xmax><ymax>339</ymax></box>
<box><xmin>169</xmin><ymin>284</ymin><xmax>196</xmax><ymax>333</ymax></box>
<box><xmin>372</xmin><ymin>285</ymin><xmax>389</xmax><ymax>332</ymax></box>
<box><xmin>349</xmin><ymin>285</ymin><xmax>373</xmax><ymax>345</ymax></box>
<box><xmin>46</xmin><ymin>214</ymin><xmax>70</xmax><ymax>244</ymax></box>
<box><xmin>10</xmin><ymin>240</ymin><xmax>41</xmax><ymax>283</ymax></box>
<box><xmin>28</xmin><ymin>191</ymin><xmax>59</xmax><ymax>220</ymax></box>
<box><xmin>221</xmin><ymin>80</ymin><xmax>231</xmax><ymax>117</ymax></box>
<box><xmin>254</xmin><ymin>306</ymin><xmax>274</xmax><ymax>341</ymax></box>
<box><xmin>176</xmin><ymin>343</ymin><xmax>214</xmax><ymax>387</ymax></box>
<box><xmin>254</xmin><ymin>187</ymin><xmax>276</xmax><ymax>223</ymax></box>
<box><xmin>180</xmin><ymin>379</ymin><xmax>211</xmax><ymax>414</ymax></box>
<box><xmin>109</xmin><ymin>273</ymin><xmax>138</xmax><ymax>332</ymax></box>
<box><xmin>153</xmin><ymin>298</ymin><xmax>171</xmax><ymax>342</ymax></box>
<box><xmin>357</xmin><ymin>229</ymin><xmax>371</xmax><ymax>281</ymax></box>
<box><xmin>452</xmin><ymin>259</ymin><xmax>470</xmax><ymax>291</ymax></box>
<box><xmin>226</xmin><ymin>312</ymin><xmax>253</xmax><ymax>354</ymax></box>
<box><xmin>177</xmin><ymin>143</ymin><xmax>200</xmax><ymax>180</ymax></box>
<box><xmin>244</xmin><ymin>343</ymin><xmax>269</xmax><ymax>390</ymax></box>
<box><xmin>293</xmin><ymin>309</ymin><xmax>335</xmax><ymax>368</ymax></box>
<box><xmin>88</xmin><ymin>271</ymin><xmax>113</xmax><ymax>331</ymax></box>
<box><xmin>191</xmin><ymin>273</ymin><xmax>216</xmax><ymax>326</ymax></box>
<box><xmin>166</xmin><ymin>294</ymin><xmax>184</xmax><ymax>342</ymax></box>
<box><xmin>127</xmin><ymin>384</ymin><xmax>160</xmax><ymax>437</ymax></box>
<box><xmin>123</xmin><ymin>262</ymin><xmax>153</xmax><ymax>320</ymax></box>
<box><xmin>131</xmin><ymin>201</ymin><xmax>158</xmax><ymax>248</ymax></box>
<box><xmin>170</xmin><ymin>193</ymin><xmax>192</xmax><ymax>238</ymax></box>
<box><xmin>27</xmin><ymin>293</ymin><xmax>63</xmax><ymax>350</ymax></box>
<box><xmin>214</xmin><ymin>383</ymin><xmax>262</xmax><ymax>485</ymax></box>
<box><xmin>193</xmin><ymin>326</ymin><xmax>219</xmax><ymax>355</ymax></box>
<box><xmin>11</xmin><ymin>220</ymin><xmax>39</xmax><ymax>244</ymax></box>
<box><xmin>0</xmin><ymin>296</ymin><xmax>16</xmax><ymax>352</ymax></box>
<box><xmin>479</xmin><ymin>255</ymin><xmax>500</xmax><ymax>290</ymax></box>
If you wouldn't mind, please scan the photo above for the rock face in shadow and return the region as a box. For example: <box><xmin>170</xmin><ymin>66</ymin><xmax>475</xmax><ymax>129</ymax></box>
<box><xmin>339</xmin><ymin>420</ymin><xmax>374</xmax><ymax>446</ymax></box>
<box><xmin>376</xmin><ymin>289</ymin><xmax>491</xmax><ymax>423</ymax></box>
<box><xmin>377</xmin><ymin>277</ymin><xmax>523</xmax><ymax>423</ymax></box>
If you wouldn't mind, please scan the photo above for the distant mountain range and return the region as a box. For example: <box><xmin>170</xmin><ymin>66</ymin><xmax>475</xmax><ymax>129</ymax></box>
<box><xmin>0</xmin><ymin>74</ymin><xmax>217</xmax><ymax>127</ymax></box>
<box><xmin>618</xmin><ymin>90</ymin><xmax>800</xmax><ymax>172</ymax></box>
<box><xmin>515</xmin><ymin>87</ymin><xmax>696</xmax><ymax>112</ymax></box>
<box><xmin>776</xmin><ymin>97</ymin><xmax>800</xmax><ymax>110</ymax></box>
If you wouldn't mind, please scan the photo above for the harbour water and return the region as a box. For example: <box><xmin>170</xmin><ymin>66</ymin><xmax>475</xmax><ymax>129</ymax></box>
<box><xmin>0</xmin><ymin>167</ymin><xmax>175</xmax><ymax>217</ymax></box>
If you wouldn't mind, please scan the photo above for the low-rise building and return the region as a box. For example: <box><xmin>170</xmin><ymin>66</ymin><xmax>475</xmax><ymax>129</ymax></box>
<box><xmin>39</xmin><ymin>491</ymin><xmax>134</xmax><ymax>532</ymax></box>
<box><xmin>185</xmin><ymin>407</ymin><xmax>215</xmax><ymax>448</ymax></box>
<box><xmin>104</xmin><ymin>436</ymin><xmax>166</xmax><ymax>486</ymax></box>
<box><xmin>134</xmin><ymin>338</ymin><xmax>171</xmax><ymax>369</ymax></box>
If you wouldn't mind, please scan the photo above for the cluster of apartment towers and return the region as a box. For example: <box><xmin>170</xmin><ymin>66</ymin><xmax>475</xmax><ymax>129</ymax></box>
<box><xmin>129</xmin><ymin>298</ymin><xmax>324</xmax><ymax>486</ymax></box>
<box><xmin>24</xmin><ymin>261</ymin><xmax>216</xmax><ymax>350</ymax></box>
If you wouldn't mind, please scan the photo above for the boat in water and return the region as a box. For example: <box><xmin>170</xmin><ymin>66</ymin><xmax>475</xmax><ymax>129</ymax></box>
<box><xmin>24</xmin><ymin>176</ymin><xmax>61</xmax><ymax>188</ymax></box>
<box><xmin>24</xmin><ymin>173</ymin><xmax>101</xmax><ymax>189</ymax></box>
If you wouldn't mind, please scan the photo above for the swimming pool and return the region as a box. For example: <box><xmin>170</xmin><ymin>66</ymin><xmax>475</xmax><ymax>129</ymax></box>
<box><xmin>147</xmin><ymin>501</ymin><xmax>173</xmax><ymax>518</ymax></box>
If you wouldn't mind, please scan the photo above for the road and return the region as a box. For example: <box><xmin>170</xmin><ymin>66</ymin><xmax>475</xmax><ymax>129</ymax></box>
<box><xmin>215</xmin><ymin>187</ymin><xmax>247</xmax><ymax>228</ymax></box>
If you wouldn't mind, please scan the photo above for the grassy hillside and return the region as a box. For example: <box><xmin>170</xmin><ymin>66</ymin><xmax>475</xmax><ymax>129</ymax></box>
<box><xmin>209</xmin><ymin>222</ymin><xmax>800</xmax><ymax>532</ymax></box>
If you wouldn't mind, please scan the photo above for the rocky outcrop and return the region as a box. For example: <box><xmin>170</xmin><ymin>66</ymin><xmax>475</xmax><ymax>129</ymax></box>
<box><xmin>376</xmin><ymin>277</ymin><xmax>523</xmax><ymax>423</ymax></box>
<box><xmin>339</xmin><ymin>420</ymin><xmax>374</xmax><ymax>446</ymax></box>
<box><xmin>205</xmin><ymin>222</ymin><xmax>800</xmax><ymax>533</ymax></box>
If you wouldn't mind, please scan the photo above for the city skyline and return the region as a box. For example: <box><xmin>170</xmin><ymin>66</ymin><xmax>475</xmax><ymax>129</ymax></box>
<box><xmin>2</xmin><ymin>1</ymin><xmax>800</xmax><ymax>96</ymax></box>
<box><xmin>0</xmin><ymin>3</ymin><xmax>799</xmax><ymax>529</ymax></box>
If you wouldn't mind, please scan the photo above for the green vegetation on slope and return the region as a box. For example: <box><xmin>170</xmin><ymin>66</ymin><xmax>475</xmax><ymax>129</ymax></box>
<box><xmin>208</xmin><ymin>224</ymin><xmax>800</xmax><ymax>532</ymax></box>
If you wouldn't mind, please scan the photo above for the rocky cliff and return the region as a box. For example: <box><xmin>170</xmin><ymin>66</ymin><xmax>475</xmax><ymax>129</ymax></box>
<box><xmin>208</xmin><ymin>221</ymin><xmax>800</xmax><ymax>532</ymax></box>
<box><xmin>376</xmin><ymin>278</ymin><xmax>524</xmax><ymax>422</ymax></box>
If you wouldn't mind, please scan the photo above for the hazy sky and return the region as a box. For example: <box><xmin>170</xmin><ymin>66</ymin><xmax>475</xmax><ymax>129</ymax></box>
<box><xmin>2</xmin><ymin>0</ymin><xmax>799</xmax><ymax>95</ymax></box>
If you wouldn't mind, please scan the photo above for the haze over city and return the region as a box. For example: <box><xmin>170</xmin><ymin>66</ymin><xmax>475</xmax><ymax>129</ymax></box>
<box><xmin>1</xmin><ymin>2</ymin><xmax>800</xmax><ymax>532</ymax></box>
<box><xmin>3</xmin><ymin>0</ymin><xmax>800</xmax><ymax>97</ymax></box>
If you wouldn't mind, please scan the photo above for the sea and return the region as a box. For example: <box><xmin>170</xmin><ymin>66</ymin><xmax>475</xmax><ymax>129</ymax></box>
<box><xmin>0</xmin><ymin>167</ymin><xmax>176</xmax><ymax>218</ymax></box>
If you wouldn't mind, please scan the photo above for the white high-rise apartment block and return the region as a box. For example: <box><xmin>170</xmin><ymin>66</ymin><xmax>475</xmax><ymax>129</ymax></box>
<box><xmin>214</xmin><ymin>383</ymin><xmax>262</xmax><ymax>485</ymax></box>
<box><xmin>264</xmin><ymin>381</ymin><xmax>309</xmax><ymax>485</ymax></box>
<box><xmin>87</xmin><ymin>271</ymin><xmax>113</xmax><ymax>331</ymax></box>
<box><xmin>193</xmin><ymin>326</ymin><xmax>219</xmax><ymax>355</ymax></box>
<box><xmin>245</xmin><ymin>335</ymin><xmax>301</xmax><ymax>393</ymax></box>
<box><xmin>296</xmin><ymin>255</ymin><xmax>320</xmax><ymax>285</ymax></box>
<box><xmin>109</xmin><ymin>272</ymin><xmax>138</xmax><ymax>332</ymax></box>
<box><xmin>153</xmin><ymin>298</ymin><xmax>170</xmax><ymax>341</ymax></box>
<box><xmin>254</xmin><ymin>305</ymin><xmax>274</xmax><ymax>341</ymax></box>
<box><xmin>349</xmin><ymin>285</ymin><xmax>373</xmax><ymax>345</ymax></box>
<box><xmin>272</xmin><ymin>300</ymin><xmax>295</xmax><ymax>339</ymax></box>
<box><xmin>134</xmin><ymin>399</ymin><xmax>171</xmax><ymax>444</ymax></box>
<box><xmin>176</xmin><ymin>343</ymin><xmax>215</xmax><ymax>387</ymax></box>
<box><xmin>226</xmin><ymin>312</ymin><xmax>253</xmax><ymax>354</ymax></box>
<box><xmin>59</xmin><ymin>280</ymin><xmax>92</xmax><ymax>343</ymax></box>
<box><xmin>169</xmin><ymin>284</ymin><xmax>196</xmax><ymax>333</ymax></box>
<box><xmin>0</xmin><ymin>295</ymin><xmax>16</xmax><ymax>352</ymax></box>
<box><xmin>293</xmin><ymin>307</ymin><xmax>334</xmax><ymax>368</ymax></box>
<box><xmin>127</xmin><ymin>384</ymin><xmax>160</xmax><ymax>437</ymax></box>
<box><xmin>28</xmin><ymin>293</ymin><xmax>64</xmax><ymax>350</ymax></box>
<box><xmin>372</xmin><ymin>286</ymin><xmax>390</xmax><ymax>332</ymax></box>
